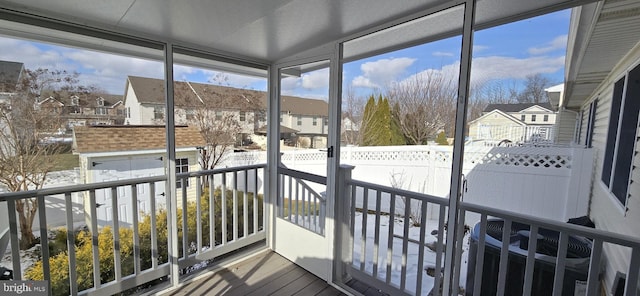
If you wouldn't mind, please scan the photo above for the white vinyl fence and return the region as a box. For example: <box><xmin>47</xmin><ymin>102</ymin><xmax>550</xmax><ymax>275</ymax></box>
<box><xmin>222</xmin><ymin>145</ymin><xmax>593</xmax><ymax>223</ymax></box>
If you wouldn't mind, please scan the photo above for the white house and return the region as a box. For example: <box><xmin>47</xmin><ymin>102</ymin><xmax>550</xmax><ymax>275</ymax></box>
<box><xmin>73</xmin><ymin>125</ymin><xmax>205</xmax><ymax>227</ymax></box>
<box><xmin>468</xmin><ymin>102</ymin><xmax>556</xmax><ymax>144</ymax></box>
<box><xmin>123</xmin><ymin>75</ymin><xmax>329</xmax><ymax>148</ymax></box>
<box><xmin>557</xmin><ymin>0</ymin><xmax>640</xmax><ymax>293</ymax></box>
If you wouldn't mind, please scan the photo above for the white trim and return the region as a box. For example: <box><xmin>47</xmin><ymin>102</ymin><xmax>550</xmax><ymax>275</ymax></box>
<box><xmin>599</xmin><ymin>180</ymin><xmax>627</xmax><ymax>216</ymax></box>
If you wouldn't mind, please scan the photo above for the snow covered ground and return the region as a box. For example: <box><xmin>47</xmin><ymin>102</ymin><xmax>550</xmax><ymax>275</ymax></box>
<box><xmin>352</xmin><ymin>212</ymin><xmax>470</xmax><ymax>295</ymax></box>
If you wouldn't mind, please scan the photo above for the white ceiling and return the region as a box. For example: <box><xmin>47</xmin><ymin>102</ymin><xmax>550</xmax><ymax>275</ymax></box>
<box><xmin>0</xmin><ymin>0</ymin><xmax>593</xmax><ymax>67</ymax></box>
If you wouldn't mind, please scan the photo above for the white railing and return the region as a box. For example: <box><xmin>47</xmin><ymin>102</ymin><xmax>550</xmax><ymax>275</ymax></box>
<box><xmin>277</xmin><ymin>167</ymin><xmax>327</xmax><ymax>235</ymax></box>
<box><xmin>337</xmin><ymin>166</ymin><xmax>640</xmax><ymax>296</ymax></box>
<box><xmin>0</xmin><ymin>164</ymin><xmax>266</xmax><ymax>296</ymax></box>
<box><xmin>473</xmin><ymin>124</ymin><xmax>556</xmax><ymax>145</ymax></box>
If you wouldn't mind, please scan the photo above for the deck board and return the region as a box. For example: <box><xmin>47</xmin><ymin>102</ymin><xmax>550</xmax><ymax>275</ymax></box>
<box><xmin>161</xmin><ymin>251</ymin><xmax>345</xmax><ymax>296</ymax></box>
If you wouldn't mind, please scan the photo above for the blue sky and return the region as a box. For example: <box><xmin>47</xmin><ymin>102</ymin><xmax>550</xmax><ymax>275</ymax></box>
<box><xmin>0</xmin><ymin>9</ymin><xmax>569</xmax><ymax>100</ymax></box>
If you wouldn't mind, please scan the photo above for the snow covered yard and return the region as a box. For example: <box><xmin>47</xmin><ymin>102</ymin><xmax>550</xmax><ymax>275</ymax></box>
<box><xmin>352</xmin><ymin>212</ymin><xmax>470</xmax><ymax>295</ymax></box>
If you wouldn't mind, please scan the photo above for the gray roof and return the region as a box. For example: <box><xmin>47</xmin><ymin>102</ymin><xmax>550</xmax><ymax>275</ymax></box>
<box><xmin>126</xmin><ymin>76</ymin><xmax>328</xmax><ymax>116</ymax></box>
<box><xmin>0</xmin><ymin>60</ymin><xmax>23</xmax><ymax>93</ymax></box>
<box><xmin>483</xmin><ymin>103</ymin><xmax>552</xmax><ymax>113</ymax></box>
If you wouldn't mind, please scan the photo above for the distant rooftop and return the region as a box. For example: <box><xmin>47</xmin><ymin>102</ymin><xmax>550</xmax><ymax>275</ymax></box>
<box><xmin>73</xmin><ymin>125</ymin><xmax>205</xmax><ymax>153</ymax></box>
<box><xmin>483</xmin><ymin>102</ymin><xmax>552</xmax><ymax>113</ymax></box>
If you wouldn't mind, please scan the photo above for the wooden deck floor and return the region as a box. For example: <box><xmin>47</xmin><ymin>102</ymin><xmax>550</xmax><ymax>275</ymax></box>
<box><xmin>161</xmin><ymin>250</ymin><xmax>346</xmax><ymax>296</ymax></box>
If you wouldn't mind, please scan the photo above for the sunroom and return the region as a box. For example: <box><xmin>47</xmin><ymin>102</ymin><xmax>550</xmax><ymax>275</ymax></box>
<box><xmin>0</xmin><ymin>0</ymin><xmax>639</xmax><ymax>295</ymax></box>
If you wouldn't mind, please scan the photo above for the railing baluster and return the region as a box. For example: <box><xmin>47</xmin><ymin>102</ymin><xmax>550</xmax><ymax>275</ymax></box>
<box><xmin>209</xmin><ymin>176</ymin><xmax>215</xmax><ymax>247</ymax></box>
<box><xmin>295</xmin><ymin>181</ymin><xmax>300</xmax><ymax>225</ymax></box>
<box><xmin>585</xmin><ymin>239</ymin><xmax>603</xmax><ymax>296</ymax></box>
<box><xmin>386</xmin><ymin>193</ymin><xmax>396</xmax><ymax>284</ymax></box>
<box><xmin>372</xmin><ymin>190</ymin><xmax>382</xmax><ymax>278</ymax></box>
<box><xmin>624</xmin><ymin>247</ymin><xmax>640</xmax><ymax>296</ymax></box>
<box><xmin>400</xmin><ymin>195</ymin><xmax>411</xmax><ymax>291</ymax></box>
<box><xmin>253</xmin><ymin>168</ymin><xmax>258</xmax><ymax>234</ymax></box>
<box><xmin>149</xmin><ymin>183</ymin><xmax>158</xmax><ymax>268</ymax></box>
<box><xmin>221</xmin><ymin>173</ymin><xmax>227</xmax><ymax>244</ymax></box>
<box><xmin>181</xmin><ymin>182</ymin><xmax>188</xmax><ymax>257</ymax></box>
<box><xmin>350</xmin><ymin>184</ymin><xmax>357</xmax><ymax>266</ymax></box>
<box><xmin>496</xmin><ymin>219</ymin><xmax>512</xmax><ymax>296</ymax></box>
<box><xmin>111</xmin><ymin>187</ymin><xmax>121</xmax><ymax>282</ymax></box>
<box><xmin>360</xmin><ymin>187</ymin><xmax>369</xmax><ymax>271</ymax></box>
<box><xmin>288</xmin><ymin>175</ymin><xmax>292</xmax><ymax>221</ymax></box>
<box><xmin>523</xmin><ymin>225</ymin><xmax>539</xmax><ymax>296</ymax></box>
<box><xmin>416</xmin><ymin>201</ymin><xmax>428</xmax><ymax>296</ymax></box>
<box><xmin>243</xmin><ymin>169</ymin><xmax>248</xmax><ymax>238</ymax></box>
<box><xmin>433</xmin><ymin>205</ymin><xmax>447</xmax><ymax>296</ymax></box>
<box><xmin>7</xmin><ymin>200</ymin><xmax>21</xmax><ymax>280</ymax></box>
<box><xmin>131</xmin><ymin>185</ymin><xmax>141</xmax><ymax>275</ymax></box>
<box><xmin>301</xmin><ymin>184</ymin><xmax>307</xmax><ymax>227</ymax></box>
<box><xmin>196</xmin><ymin>176</ymin><xmax>202</xmax><ymax>253</ymax></box>
<box><xmin>452</xmin><ymin>209</ymin><xmax>467</xmax><ymax>296</ymax></box>
<box><xmin>473</xmin><ymin>214</ymin><xmax>488</xmax><ymax>296</ymax></box>
<box><xmin>37</xmin><ymin>195</ymin><xmax>50</xmax><ymax>282</ymax></box>
<box><xmin>233</xmin><ymin>171</ymin><xmax>238</xmax><ymax>241</ymax></box>
<box><xmin>552</xmin><ymin>232</ymin><xmax>569</xmax><ymax>296</ymax></box>
<box><xmin>65</xmin><ymin>192</ymin><xmax>78</xmax><ymax>296</ymax></box>
<box><xmin>89</xmin><ymin>190</ymin><xmax>100</xmax><ymax>288</ymax></box>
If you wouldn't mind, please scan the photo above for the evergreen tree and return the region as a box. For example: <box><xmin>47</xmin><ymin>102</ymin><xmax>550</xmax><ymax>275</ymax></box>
<box><xmin>435</xmin><ymin>131</ymin><xmax>449</xmax><ymax>145</ymax></box>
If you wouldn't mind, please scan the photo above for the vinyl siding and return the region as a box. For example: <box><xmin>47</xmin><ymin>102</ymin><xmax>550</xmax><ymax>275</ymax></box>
<box><xmin>554</xmin><ymin>110</ymin><xmax>578</xmax><ymax>145</ymax></box>
<box><xmin>579</xmin><ymin>44</ymin><xmax>640</xmax><ymax>292</ymax></box>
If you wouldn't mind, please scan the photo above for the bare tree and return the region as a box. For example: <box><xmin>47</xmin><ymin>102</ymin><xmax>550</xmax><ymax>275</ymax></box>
<box><xmin>0</xmin><ymin>68</ymin><xmax>77</xmax><ymax>249</ymax></box>
<box><xmin>342</xmin><ymin>86</ymin><xmax>366</xmax><ymax>145</ymax></box>
<box><xmin>173</xmin><ymin>81</ymin><xmax>261</xmax><ymax>170</ymax></box>
<box><xmin>386</xmin><ymin>71</ymin><xmax>457</xmax><ymax>144</ymax></box>
<box><xmin>518</xmin><ymin>73</ymin><xmax>552</xmax><ymax>103</ymax></box>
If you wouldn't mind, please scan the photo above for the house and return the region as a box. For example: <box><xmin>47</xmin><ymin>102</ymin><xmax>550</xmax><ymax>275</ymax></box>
<box><xmin>72</xmin><ymin>125</ymin><xmax>205</xmax><ymax>227</ymax></box>
<box><xmin>556</xmin><ymin>0</ymin><xmax>640</xmax><ymax>292</ymax></box>
<box><xmin>124</xmin><ymin>75</ymin><xmax>329</xmax><ymax>148</ymax></box>
<box><xmin>38</xmin><ymin>94</ymin><xmax>125</xmax><ymax>132</ymax></box>
<box><xmin>468</xmin><ymin>102</ymin><xmax>556</xmax><ymax>144</ymax></box>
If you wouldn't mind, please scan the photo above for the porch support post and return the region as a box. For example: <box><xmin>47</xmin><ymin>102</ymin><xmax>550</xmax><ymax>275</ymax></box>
<box><xmin>443</xmin><ymin>0</ymin><xmax>476</xmax><ymax>295</ymax></box>
<box><xmin>163</xmin><ymin>43</ymin><xmax>180</xmax><ymax>287</ymax></box>
<box><xmin>267</xmin><ymin>64</ymin><xmax>280</xmax><ymax>249</ymax></box>
<box><xmin>327</xmin><ymin>42</ymin><xmax>344</xmax><ymax>284</ymax></box>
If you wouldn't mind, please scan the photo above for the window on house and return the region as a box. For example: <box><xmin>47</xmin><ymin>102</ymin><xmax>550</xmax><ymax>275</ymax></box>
<box><xmin>117</xmin><ymin>109</ymin><xmax>124</xmax><ymax>116</ymax></box>
<box><xmin>239</xmin><ymin>111</ymin><xmax>246</xmax><ymax>122</ymax></box>
<box><xmin>602</xmin><ymin>64</ymin><xmax>640</xmax><ymax>206</ymax></box>
<box><xmin>95</xmin><ymin>107</ymin><xmax>107</xmax><ymax>115</ymax></box>
<box><xmin>71</xmin><ymin>96</ymin><xmax>79</xmax><ymax>106</ymax></box>
<box><xmin>215</xmin><ymin>111</ymin><xmax>222</xmax><ymax>120</ymax></box>
<box><xmin>154</xmin><ymin>106</ymin><xmax>164</xmax><ymax>120</ymax></box>
<box><xmin>531</xmin><ymin>115</ymin><xmax>536</xmax><ymax>122</ymax></box>
<box><xmin>97</xmin><ymin>98</ymin><xmax>104</xmax><ymax>106</ymax></box>
<box><xmin>125</xmin><ymin>107</ymin><xmax>131</xmax><ymax>118</ymax></box>
<box><xmin>297</xmin><ymin>116</ymin><xmax>302</xmax><ymax>125</ymax></box>
<box><xmin>520</xmin><ymin>114</ymin><xmax>525</xmax><ymax>121</ymax></box>
<box><xmin>280</xmin><ymin>115</ymin><xmax>283</xmax><ymax>123</ymax></box>
<box><xmin>584</xmin><ymin>99</ymin><xmax>597</xmax><ymax>148</ymax></box>
<box><xmin>176</xmin><ymin>158</ymin><xmax>189</xmax><ymax>189</ymax></box>
<box><xmin>324</xmin><ymin>117</ymin><xmax>328</xmax><ymax>126</ymax></box>
<box><xmin>543</xmin><ymin>114</ymin><xmax>549</xmax><ymax>122</ymax></box>
<box><xmin>313</xmin><ymin>117</ymin><xmax>317</xmax><ymax>126</ymax></box>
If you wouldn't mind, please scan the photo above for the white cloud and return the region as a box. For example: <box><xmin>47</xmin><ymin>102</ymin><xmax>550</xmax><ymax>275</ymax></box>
<box><xmin>205</xmin><ymin>70</ymin><xmax>266</xmax><ymax>89</ymax></box>
<box><xmin>433</xmin><ymin>51</ymin><xmax>454</xmax><ymax>57</ymax></box>
<box><xmin>395</xmin><ymin>55</ymin><xmax>564</xmax><ymax>88</ymax></box>
<box><xmin>528</xmin><ymin>35</ymin><xmax>568</xmax><ymax>55</ymax></box>
<box><xmin>473</xmin><ymin>45</ymin><xmax>489</xmax><ymax>52</ymax></box>
<box><xmin>352</xmin><ymin>57</ymin><xmax>416</xmax><ymax>89</ymax></box>
<box><xmin>301</xmin><ymin>68</ymin><xmax>329</xmax><ymax>89</ymax></box>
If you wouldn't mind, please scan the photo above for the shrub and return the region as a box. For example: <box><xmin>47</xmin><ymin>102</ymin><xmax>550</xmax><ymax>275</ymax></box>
<box><xmin>26</xmin><ymin>186</ymin><xmax>264</xmax><ymax>295</ymax></box>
